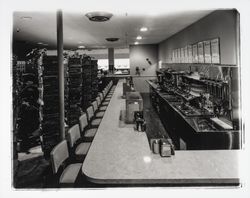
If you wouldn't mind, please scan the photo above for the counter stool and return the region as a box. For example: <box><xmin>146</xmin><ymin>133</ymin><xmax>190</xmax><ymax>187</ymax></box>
<box><xmin>99</xmin><ymin>106</ymin><xmax>108</xmax><ymax>111</ymax></box>
<box><xmin>99</xmin><ymin>92</ymin><xmax>109</xmax><ymax>107</ymax></box>
<box><xmin>67</xmin><ymin>124</ymin><xmax>91</xmax><ymax>162</ymax></box>
<box><xmin>94</xmin><ymin>97</ymin><xmax>106</xmax><ymax>118</ymax></box>
<box><xmin>50</xmin><ymin>140</ymin><xmax>82</xmax><ymax>187</ymax></box>
<box><xmin>79</xmin><ymin>113</ymin><xmax>97</xmax><ymax>139</ymax></box>
<box><xmin>86</xmin><ymin>106</ymin><xmax>102</xmax><ymax>127</ymax></box>
<box><xmin>101</xmin><ymin>99</ymin><xmax>110</xmax><ymax>106</ymax></box>
<box><xmin>97</xmin><ymin>93</ymin><xmax>107</xmax><ymax>112</ymax></box>
<box><xmin>98</xmin><ymin>92</ymin><xmax>104</xmax><ymax>103</ymax></box>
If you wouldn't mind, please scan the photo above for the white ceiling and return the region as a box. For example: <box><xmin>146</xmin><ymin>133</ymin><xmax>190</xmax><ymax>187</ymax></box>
<box><xmin>13</xmin><ymin>10</ymin><xmax>214</xmax><ymax>50</ymax></box>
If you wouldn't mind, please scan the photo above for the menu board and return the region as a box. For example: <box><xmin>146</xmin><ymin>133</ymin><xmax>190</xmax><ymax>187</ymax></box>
<box><xmin>184</xmin><ymin>46</ymin><xmax>188</xmax><ymax>63</ymax></box>
<box><xmin>192</xmin><ymin>44</ymin><xmax>198</xmax><ymax>63</ymax></box>
<box><xmin>198</xmin><ymin>42</ymin><xmax>204</xmax><ymax>63</ymax></box>
<box><xmin>188</xmin><ymin>45</ymin><xmax>192</xmax><ymax>63</ymax></box>
<box><xmin>211</xmin><ymin>38</ymin><xmax>220</xmax><ymax>64</ymax></box>
<box><xmin>204</xmin><ymin>40</ymin><xmax>212</xmax><ymax>63</ymax></box>
<box><xmin>180</xmin><ymin>48</ymin><xmax>184</xmax><ymax>63</ymax></box>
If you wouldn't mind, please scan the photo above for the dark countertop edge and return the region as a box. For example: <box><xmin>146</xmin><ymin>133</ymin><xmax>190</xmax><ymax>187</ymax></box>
<box><xmin>146</xmin><ymin>80</ymin><xmax>239</xmax><ymax>134</ymax></box>
<box><xmin>82</xmin><ymin>171</ymin><xmax>240</xmax><ymax>186</ymax></box>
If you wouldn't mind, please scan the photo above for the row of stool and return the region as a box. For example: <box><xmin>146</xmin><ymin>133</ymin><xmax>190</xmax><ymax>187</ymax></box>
<box><xmin>49</xmin><ymin>80</ymin><xmax>115</xmax><ymax>187</ymax></box>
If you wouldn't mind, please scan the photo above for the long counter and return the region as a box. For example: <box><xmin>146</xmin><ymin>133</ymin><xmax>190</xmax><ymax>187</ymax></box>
<box><xmin>81</xmin><ymin>80</ymin><xmax>240</xmax><ymax>186</ymax></box>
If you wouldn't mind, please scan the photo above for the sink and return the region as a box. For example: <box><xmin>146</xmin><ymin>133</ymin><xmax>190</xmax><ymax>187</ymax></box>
<box><xmin>192</xmin><ymin>118</ymin><xmax>221</xmax><ymax>132</ymax></box>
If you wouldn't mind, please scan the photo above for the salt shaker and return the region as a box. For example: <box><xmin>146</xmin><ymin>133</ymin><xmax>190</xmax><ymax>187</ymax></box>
<box><xmin>153</xmin><ymin>139</ymin><xmax>160</xmax><ymax>154</ymax></box>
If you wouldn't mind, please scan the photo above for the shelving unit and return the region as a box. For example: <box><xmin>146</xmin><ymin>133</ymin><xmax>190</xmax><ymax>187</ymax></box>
<box><xmin>16</xmin><ymin>51</ymin><xmax>41</xmax><ymax>152</ymax></box>
<box><xmin>67</xmin><ymin>57</ymin><xmax>83</xmax><ymax>127</ymax></box>
<box><xmin>40</xmin><ymin>55</ymin><xmax>60</xmax><ymax>157</ymax></box>
<box><xmin>82</xmin><ymin>56</ymin><xmax>93</xmax><ymax>111</ymax></box>
<box><xmin>64</xmin><ymin>56</ymin><xmax>69</xmax><ymax>127</ymax></box>
<box><xmin>91</xmin><ymin>59</ymin><xmax>99</xmax><ymax>100</ymax></box>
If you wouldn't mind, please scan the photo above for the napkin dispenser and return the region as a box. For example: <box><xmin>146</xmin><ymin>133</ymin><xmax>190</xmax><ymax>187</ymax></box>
<box><xmin>150</xmin><ymin>138</ymin><xmax>175</xmax><ymax>157</ymax></box>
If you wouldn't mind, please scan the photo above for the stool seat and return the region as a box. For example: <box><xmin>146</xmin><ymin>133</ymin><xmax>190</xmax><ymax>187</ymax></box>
<box><xmin>95</xmin><ymin>111</ymin><xmax>105</xmax><ymax>118</ymax></box>
<box><xmin>84</xmin><ymin>128</ymin><xmax>97</xmax><ymax>138</ymax></box>
<box><xmin>91</xmin><ymin>118</ymin><xmax>102</xmax><ymax>126</ymax></box>
<box><xmin>75</xmin><ymin>142</ymin><xmax>91</xmax><ymax>156</ymax></box>
<box><xmin>102</xmin><ymin>101</ymin><xmax>109</xmax><ymax>106</ymax></box>
<box><xmin>59</xmin><ymin>163</ymin><xmax>82</xmax><ymax>184</ymax></box>
<box><xmin>99</xmin><ymin>106</ymin><xmax>107</xmax><ymax>111</ymax></box>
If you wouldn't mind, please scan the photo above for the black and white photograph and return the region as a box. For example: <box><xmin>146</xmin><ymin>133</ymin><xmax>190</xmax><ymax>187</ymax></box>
<box><xmin>1</xmin><ymin>0</ymin><xmax>250</xmax><ymax>197</ymax></box>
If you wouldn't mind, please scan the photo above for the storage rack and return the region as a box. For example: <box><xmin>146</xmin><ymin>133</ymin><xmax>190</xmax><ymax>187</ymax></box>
<box><xmin>40</xmin><ymin>55</ymin><xmax>60</xmax><ymax>157</ymax></box>
<box><xmin>16</xmin><ymin>50</ymin><xmax>41</xmax><ymax>152</ymax></box>
<box><xmin>81</xmin><ymin>56</ymin><xmax>99</xmax><ymax>111</ymax></box>
<box><xmin>64</xmin><ymin>55</ymin><xmax>69</xmax><ymax>127</ymax></box>
<box><xmin>91</xmin><ymin>59</ymin><xmax>99</xmax><ymax>100</ymax></box>
<box><xmin>67</xmin><ymin>57</ymin><xmax>83</xmax><ymax>127</ymax></box>
<box><xmin>12</xmin><ymin>55</ymin><xmax>19</xmax><ymax>160</ymax></box>
<box><xmin>12</xmin><ymin>55</ymin><xmax>19</xmax><ymax>134</ymax></box>
<box><xmin>81</xmin><ymin>56</ymin><xmax>93</xmax><ymax>111</ymax></box>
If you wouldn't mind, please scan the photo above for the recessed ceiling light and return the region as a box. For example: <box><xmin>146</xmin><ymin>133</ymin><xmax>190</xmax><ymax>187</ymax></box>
<box><xmin>78</xmin><ymin>45</ymin><xmax>85</xmax><ymax>49</ymax></box>
<box><xmin>85</xmin><ymin>11</ymin><xmax>113</xmax><ymax>22</ymax></box>
<box><xmin>136</xmin><ymin>36</ymin><xmax>142</xmax><ymax>40</ymax></box>
<box><xmin>134</xmin><ymin>41</ymin><xmax>139</xmax><ymax>45</ymax></box>
<box><xmin>140</xmin><ymin>27</ymin><xmax>148</xmax><ymax>32</ymax></box>
<box><xmin>37</xmin><ymin>42</ymin><xmax>48</xmax><ymax>46</ymax></box>
<box><xmin>20</xmin><ymin>16</ymin><xmax>32</xmax><ymax>20</ymax></box>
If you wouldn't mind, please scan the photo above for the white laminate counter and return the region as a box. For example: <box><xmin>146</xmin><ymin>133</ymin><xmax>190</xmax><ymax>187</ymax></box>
<box><xmin>82</xmin><ymin>80</ymin><xmax>240</xmax><ymax>185</ymax></box>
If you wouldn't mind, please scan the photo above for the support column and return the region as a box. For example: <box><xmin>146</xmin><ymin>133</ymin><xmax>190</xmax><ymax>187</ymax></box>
<box><xmin>57</xmin><ymin>10</ymin><xmax>65</xmax><ymax>140</ymax></box>
<box><xmin>108</xmin><ymin>48</ymin><xmax>114</xmax><ymax>73</ymax></box>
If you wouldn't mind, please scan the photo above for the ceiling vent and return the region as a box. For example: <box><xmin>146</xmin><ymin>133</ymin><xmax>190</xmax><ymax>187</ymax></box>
<box><xmin>106</xmin><ymin>38</ymin><xmax>119</xmax><ymax>42</ymax></box>
<box><xmin>85</xmin><ymin>11</ymin><xmax>113</xmax><ymax>22</ymax></box>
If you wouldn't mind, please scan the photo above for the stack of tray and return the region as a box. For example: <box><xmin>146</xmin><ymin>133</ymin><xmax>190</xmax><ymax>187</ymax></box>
<box><xmin>41</xmin><ymin>56</ymin><xmax>60</xmax><ymax>157</ymax></box>
<box><xmin>67</xmin><ymin>57</ymin><xmax>83</xmax><ymax>127</ymax></box>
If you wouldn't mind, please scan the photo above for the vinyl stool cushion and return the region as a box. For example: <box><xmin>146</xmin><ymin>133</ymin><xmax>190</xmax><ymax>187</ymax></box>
<box><xmin>84</xmin><ymin>128</ymin><xmax>97</xmax><ymax>138</ymax></box>
<box><xmin>59</xmin><ymin>163</ymin><xmax>82</xmax><ymax>184</ymax></box>
<box><xmin>75</xmin><ymin>142</ymin><xmax>91</xmax><ymax>156</ymax></box>
<box><xmin>91</xmin><ymin>118</ymin><xmax>102</xmax><ymax>126</ymax></box>
<box><xmin>95</xmin><ymin>111</ymin><xmax>105</xmax><ymax>118</ymax></box>
<box><xmin>102</xmin><ymin>101</ymin><xmax>109</xmax><ymax>106</ymax></box>
<box><xmin>99</xmin><ymin>106</ymin><xmax>108</xmax><ymax>111</ymax></box>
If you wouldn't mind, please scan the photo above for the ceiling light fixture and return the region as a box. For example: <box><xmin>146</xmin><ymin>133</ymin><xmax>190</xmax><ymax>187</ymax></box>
<box><xmin>134</xmin><ymin>41</ymin><xmax>139</xmax><ymax>45</ymax></box>
<box><xmin>85</xmin><ymin>11</ymin><xmax>113</xmax><ymax>22</ymax></box>
<box><xmin>78</xmin><ymin>45</ymin><xmax>85</xmax><ymax>49</ymax></box>
<box><xmin>140</xmin><ymin>27</ymin><xmax>148</xmax><ymax>32</ymax></box>
<box><xmin>20</xmin><ymin>16</ymin><xmax>32</xmax><ymax>20</ymax></box>
<box><xmin>136</xmin><ymin>36</ymin><xmax>142</xmax><ymax>40</ymax></box>
<box><xmin>106</xmin><ymin>37</ymin><xmax>119</xmax><ymax>42</ymax></box>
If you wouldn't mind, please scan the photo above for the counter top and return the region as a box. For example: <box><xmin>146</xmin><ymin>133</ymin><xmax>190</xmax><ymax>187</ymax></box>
<box><xmin>82</xmin><ymin>80</ymin><xmax>240</xmax><ymax>185</ymax></box>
